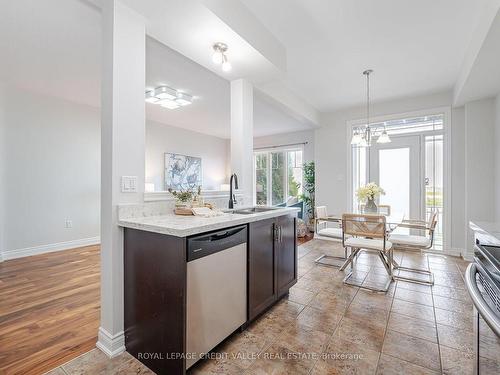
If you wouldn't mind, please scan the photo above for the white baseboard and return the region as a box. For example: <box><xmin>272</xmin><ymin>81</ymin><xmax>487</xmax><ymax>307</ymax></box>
<box><xmin>440</xmin><ymin>247</ymin><xmax>472</xmax><ymax>260</ymax></box>
<box><xmin>1</xmin><ymin>236</ymin><xmax>100</xmax><ymax>261</ymax></box>
<box><xmin>96</xmin><ymin>327</ymin><xmax>126</xmax><ymax>358</ymax></box>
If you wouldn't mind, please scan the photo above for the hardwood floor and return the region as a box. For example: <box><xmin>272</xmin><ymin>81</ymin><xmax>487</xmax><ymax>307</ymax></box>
<box><xmin>0</xmin><ymin>245</ymin><xmax>100</xmax><ymax>375</ymax></box>
<box><xmin>297</xmin><ymin>232</ymin><xmax>314</xmax><ymax>245</ymax></box>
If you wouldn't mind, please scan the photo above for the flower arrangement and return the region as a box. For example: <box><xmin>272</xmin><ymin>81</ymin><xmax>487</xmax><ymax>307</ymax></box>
<box><xmin>356</xmin><ymin>182</ymin><xmax>385</xmax><ymax>203</ymax></box>
<box><xmin>168</xmin><ymin>186</ymin><xmax>202</xmax><ymax>205</ymax></box>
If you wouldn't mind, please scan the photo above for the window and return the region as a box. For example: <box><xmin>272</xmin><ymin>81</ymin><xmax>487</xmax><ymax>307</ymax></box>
<box><xmin>425</xmin><ymin>134</ymin><xmax>444</xmax><ymax>250</ymax></box>
<box><xmin>255</xmin><ymin>153</ymin><xmax>268</xmax><ymax>205</ymax></box>
<box><xmin>254</xmin><ymin>148</ymin><xmax>303</xmax><ymax>206</ymax></box>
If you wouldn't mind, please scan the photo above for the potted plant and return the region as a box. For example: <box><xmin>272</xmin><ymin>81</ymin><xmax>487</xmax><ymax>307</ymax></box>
<box><xmin>300</xmin><ymin>161</ymin><xmax>315</xmax><ymax>231</ymax></box>
<box><xmin>168</xmin><ymin>186</ymin><xmax>200</xmax><ymax>208</ymax></box>
<box><xmin>356</xmin><ymin>182</ymin><xmax>385</xmax><ymax>212</ymax></box>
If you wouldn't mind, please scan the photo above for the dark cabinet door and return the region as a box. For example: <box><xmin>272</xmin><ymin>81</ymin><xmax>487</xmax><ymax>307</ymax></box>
<box><xmin>248</xmin><ymin>218</ymin><xmax>276</xmax><ymax>321</ymax></box>
<box><xmin>276</xmin><ymin>215</ymin><xmax>297</xmax><ymax>296</ymax></box>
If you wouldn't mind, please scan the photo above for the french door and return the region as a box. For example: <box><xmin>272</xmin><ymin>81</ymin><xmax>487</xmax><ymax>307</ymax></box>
<box><xmin>369</xmin><ymin>135</ymin><xmax>422</xmax><ymax>220</ymax></box>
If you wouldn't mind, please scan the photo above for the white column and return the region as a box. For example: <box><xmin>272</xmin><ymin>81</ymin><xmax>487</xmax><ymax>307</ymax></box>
<box><xmin>0</xmin><ymin>83</ymin><xmax>5</xmax><ymax>262</ymax></box>
<box><xmin>230</xmin><ymin>79</ymin><xmax>254</xmax><ymax>206</ymax></box>
<box><xmin>98</xmin><ymin>0</ymin><xmax>145</xmax><ymax>357</ymax></box>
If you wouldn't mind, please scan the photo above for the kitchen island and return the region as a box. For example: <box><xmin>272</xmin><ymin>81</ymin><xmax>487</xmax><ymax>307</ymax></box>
<box><xmin>119</xmin><ymin>206</ymin><xmax>299</xmax><ymax>374</ymax></box>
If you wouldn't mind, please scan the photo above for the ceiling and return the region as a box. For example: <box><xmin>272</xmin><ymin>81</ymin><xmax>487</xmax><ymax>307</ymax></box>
<box><xmin>147</xmin><ymin>37</ymin><xmax>313</xmax><ymax>138</ymax></box>
<box><xmin>253</xmin><ymin>92</ymin><xmax>313</xmax><ymax>137</ymax></box>
<box><xmin>240</xmin><ymin>0</ymin><xmax>489</xmax><ymax>111</ymax></box>
<box><xmin>0</xmin><ymin>0</ymin><xmax>313</xmax><ymax>139</ymax></box>
<box><xmin>0</xmin><ymin>0</ymin><xmax>496</xmax><ymax>138</ymax></box>
<box><xmin>454</xmin><ymin>5</ymin><xmax>500</xmax><ymax>105</ymax></box>
<box><xmin>145</xmin><ymin>37</ymin><xmax>231</xmax><ymax>139</ymax></box>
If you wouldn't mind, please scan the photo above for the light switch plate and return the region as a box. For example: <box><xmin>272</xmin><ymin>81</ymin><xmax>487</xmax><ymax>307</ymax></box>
<box><xmin>121</xmin><ymin>176</ymin><xmax>138</xmax><ymax>193</ymax></box>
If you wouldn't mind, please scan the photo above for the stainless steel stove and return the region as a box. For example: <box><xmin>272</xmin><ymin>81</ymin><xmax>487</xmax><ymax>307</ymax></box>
<box><xmin>466</xmin><ymin>243</ymin><xmax>500</xmax><ymax>374</ymax></box>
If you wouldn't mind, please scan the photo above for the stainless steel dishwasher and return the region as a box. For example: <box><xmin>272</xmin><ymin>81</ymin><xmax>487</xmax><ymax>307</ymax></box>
<box><xmin>186</xmin><ymin>225</ymin><xmax>247</xmax><ymax>370</ymax></box>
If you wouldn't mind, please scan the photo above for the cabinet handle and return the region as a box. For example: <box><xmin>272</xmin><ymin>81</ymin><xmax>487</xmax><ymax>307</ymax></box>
<box><xmin>279</xmin><ymin>226</ymin><xmax>282</xmax><ymax>243</ymax></box>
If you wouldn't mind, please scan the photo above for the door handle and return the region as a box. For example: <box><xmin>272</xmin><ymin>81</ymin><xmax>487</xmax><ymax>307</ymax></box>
<box><xmin>278</xmin><ymin>226</ymin><xmax>282</xmax><ymax>243</ymax></box>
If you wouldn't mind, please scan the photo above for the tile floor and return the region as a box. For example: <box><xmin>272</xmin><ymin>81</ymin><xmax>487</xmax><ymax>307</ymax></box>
<box><xmin>45</xmin><ymin>239</ymin><xmax>500</xmax><ymax>375</ymax></box>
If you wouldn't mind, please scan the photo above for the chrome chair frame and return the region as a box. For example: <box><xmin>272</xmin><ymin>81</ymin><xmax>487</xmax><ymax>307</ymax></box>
<box><xmin>339</xmin><ymin>214</ymin><xmax>394</xmax><ymax>293</ymax></box>
<box><xmin>390</xmin><ymin>211</ymin><xmax>438</xmax><ymax>286</ymax></box>
<box><xmin>314</xmin><ymin>206</ymin><xmax>346</xmax><ymax>267</ymax></box>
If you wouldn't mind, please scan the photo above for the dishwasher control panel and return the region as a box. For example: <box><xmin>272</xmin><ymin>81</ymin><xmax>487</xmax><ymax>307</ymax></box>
<box><xmin>187</xmin><ymin>225</ymin><xmax>247</xmax><ymax>261</ymax></box>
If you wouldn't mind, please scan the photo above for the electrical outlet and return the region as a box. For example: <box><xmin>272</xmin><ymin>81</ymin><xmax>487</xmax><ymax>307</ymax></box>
<box><xmin>65</xmin><ymin>219</ymin><xmax>73</xmax><ymax>228</ymax></box>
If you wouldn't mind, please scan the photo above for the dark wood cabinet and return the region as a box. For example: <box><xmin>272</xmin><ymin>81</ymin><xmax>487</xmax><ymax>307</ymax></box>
<box><xmin>124</xmin><ymin>213</ymin><xmax>297</xmax><ymax>374</ymax></box>
<box><xmin>248</xmin><ymin>218</ymin><xmax>277</xmax><ymax>321</ymax></box>
<box><xmin>248</xmin><ymin>215</ymin><xmax>297</xmax><ymax>321</ymax></box>
<box><xmin>276</xmin><ymin>214</ymin><xmax>297</xmax><ymax>297</ymax></box>
<box><xmin>124</xmin><ymin>228</ymin><xmax>187</xmax><ymax>375</ymax></box>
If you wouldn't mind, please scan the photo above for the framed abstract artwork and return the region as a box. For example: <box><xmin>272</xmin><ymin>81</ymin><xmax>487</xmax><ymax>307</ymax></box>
<box><xmin>164</xmin><ymin>153</ymin><xmax>202</xmax><ymax>190</ymax></box>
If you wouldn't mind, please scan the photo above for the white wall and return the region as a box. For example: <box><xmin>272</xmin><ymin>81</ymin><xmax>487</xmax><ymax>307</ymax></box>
<box><xmin>2</xmin><ymin>85</ymin><xmax>101</xmax><ymax>258</ymax></box>
<box><xmin>451</xmin><ymin>106</ymin><xmax>467</xmax><ymax>252</ymax></box>
<box><xmin>253</xmin><ymin>130</ymin><xmax>315</xmax><ymax>163</ymax></box>
<box><xmin>316</xmin><ymin>91</ymin><xmax>453</xmax><ymax>211</ymax></box>
<box><xmin>0</xmin><ymin>84</ymin><xmax>232</xmax><ymax>259</ymax></box>
<box><xmin>145</xmin><ymin>120</ymin><xmax>229</xmax><ymax>191</ymax></box>
<box><xmin>464</xmin><ymin>98</ymin><xmax>496</xmax><ymax>255</ymax></box>
<box><xmin>496</xmin><ymin>94</ymin><xmax>500</xmax><ymax>221</ymax></box>
<box><xmin>0</xmin><ymin>83</ymin><xmax>6</xmax><ymax>260</ymax></box>
<box><xmin>315</xmin><ymin>91</ymin><xmax>470</xmax><ymax>253</ymax></box>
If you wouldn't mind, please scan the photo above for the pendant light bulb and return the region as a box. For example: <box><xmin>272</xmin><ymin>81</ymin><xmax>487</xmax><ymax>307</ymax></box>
<box><xmin>377</xmin><ymin>129</ymin><xmax>391</xmax><ymax>144</ymax></box>
<box><xmin>359</xmin><ymin>136</ymin><xmax>368</xmax><ymax>148</ymax></box>
<box><xmin>212</xmin><ymin>42</ymin><xmax>231</xmax><ymax>72</ymax></box>
<box><xmin>212</xmin><ymin>51</ymin><xmax>223</xmax><ymax>64</ymax></box>
<box><xmin>221</xmin><ymin>54</ymin><xmax>232</xmax><ymax>72</ymax></box>
<box><xmin>351</xmin><ymin>129</ymin><xmax>362</xmax><ymax>145</ymax></box>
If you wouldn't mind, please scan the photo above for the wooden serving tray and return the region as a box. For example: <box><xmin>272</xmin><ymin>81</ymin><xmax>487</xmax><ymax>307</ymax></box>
<box><xmin>174</xmin><ymin>207</ymin><xmax>194</xmax><ymax>216</ymax></box>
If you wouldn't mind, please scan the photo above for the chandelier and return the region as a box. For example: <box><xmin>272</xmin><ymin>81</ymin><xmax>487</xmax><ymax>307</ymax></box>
<box><xmin>351</xmin><ymin>70</ymin><xmax>391</xmax><ymax>146</ymax></box>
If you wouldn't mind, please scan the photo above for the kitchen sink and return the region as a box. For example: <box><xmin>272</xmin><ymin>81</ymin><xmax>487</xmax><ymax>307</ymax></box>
<box><xmin>232</xmin><ymin>206</ymin><xmax>279</xmax><ymax>215</ymax></box>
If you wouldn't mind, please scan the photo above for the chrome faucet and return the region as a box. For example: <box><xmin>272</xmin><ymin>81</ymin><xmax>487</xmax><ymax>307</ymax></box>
<box><xmin>228</xmin><ymin>173</ymin><xmax>239</xmax><ymax>209</ymax></box>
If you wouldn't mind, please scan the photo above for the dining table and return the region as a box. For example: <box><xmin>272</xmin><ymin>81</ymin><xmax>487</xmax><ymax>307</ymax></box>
<box><xmin>315</xmin><ymin>206</ymin><xmax>425</xmax><ymax>291</ymax></box>
<box><xmin>316</xmin><ymin>206</ymin><xmax>407</xmax><ymax>234</ymax></box>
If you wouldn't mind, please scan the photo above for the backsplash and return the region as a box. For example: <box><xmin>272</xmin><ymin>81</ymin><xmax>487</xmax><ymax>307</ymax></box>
<box><xmin>118</xmin><ymin>191</ymin><xmax>244</xmax><ymax>221</ymax></box>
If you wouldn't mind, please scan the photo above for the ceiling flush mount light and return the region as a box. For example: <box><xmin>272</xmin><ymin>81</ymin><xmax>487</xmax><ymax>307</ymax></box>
<box><xmin>212</xmin><ymin>42</ymin><xmax>231</xmax><ymax>72</ymax></box>
<box><xmin>350</xmin><ymin>70</ymin><xmax>391</xmax><ymax>147</ymax></box>
<box><xmin>175</xmin><ymin>92</ymin><xmax>193</xmax><ymax>106</ymax></box>
<box><xmin>160</xmin><ymin>99</ymin><xmax>180</xmax><ymax>110</ymax></box>
<box><xmin>145</xmin><ymin>90</ymin><xmax>160</xmax><ymax>103</ymax></box>
<box><xmin>145</xmin><ymin>86</ymin><xmax>193</xmax><ymax>110</ymax></box>
<box><xmin>155</xmin><ymin>86</ymin><xmax>177</xmax><ymax>100</ymax></box>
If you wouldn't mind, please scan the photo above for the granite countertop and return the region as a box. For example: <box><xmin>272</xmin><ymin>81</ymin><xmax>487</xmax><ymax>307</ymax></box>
<box><xmin>118</xmin><ymin>207</ymin><xmax>300</xmax><ymax>237</ymax></box>
<box><xmin>469</xmin><ymin>220</ymin><xmax>500</xmax><ymax>246</ymax></box>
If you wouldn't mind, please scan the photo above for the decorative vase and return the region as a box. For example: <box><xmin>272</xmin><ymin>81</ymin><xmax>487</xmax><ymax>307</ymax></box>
<box><xmin>175</xmin><ymin>199</ymin><xmax>191</xmax><ymax>209</ymax></box>
<box><xmin>365</xmin><ymin>198</ymin><xmax>378</xmax><ymax>213</ymax></box>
